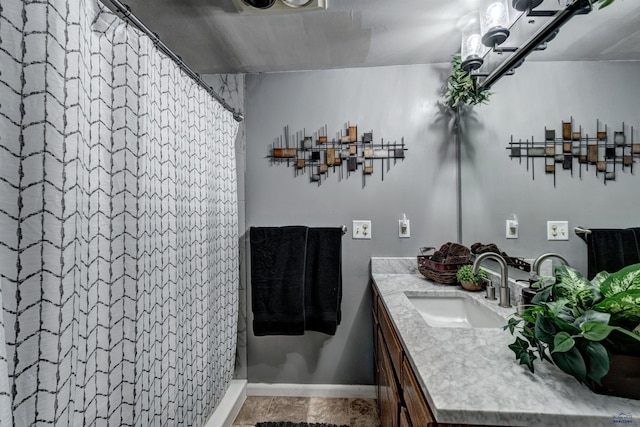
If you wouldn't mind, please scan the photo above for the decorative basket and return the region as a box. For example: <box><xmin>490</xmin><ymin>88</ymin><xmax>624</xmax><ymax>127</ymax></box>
<box><xmin>417</xmin><ymin>254</ymin><xmax>470</xmax><ymax>285</ymax></box>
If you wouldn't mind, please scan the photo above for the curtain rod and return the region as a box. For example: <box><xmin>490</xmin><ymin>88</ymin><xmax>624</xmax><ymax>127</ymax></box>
<box><xmin>104</xmin><ymin>0</ymin><xmax>244</xmax><ymax>122</ymax></box>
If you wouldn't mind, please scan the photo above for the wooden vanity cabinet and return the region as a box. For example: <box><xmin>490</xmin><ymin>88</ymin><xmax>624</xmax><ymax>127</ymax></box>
<box><xmin>372</xmin><ymin>282</ymin><xmax>492</xmax><ymax>427</ymax></box>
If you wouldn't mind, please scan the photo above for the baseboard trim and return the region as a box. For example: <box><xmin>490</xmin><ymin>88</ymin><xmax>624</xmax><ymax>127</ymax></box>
<box><xmin>246</xmin><ymin>383</ymin><xmax>376</xmax><ymax>399</ymax></box>
<box><xmin>203</xmin><ymin>379</ymin><xmax>247</xmax><ymax>427</ymax></box>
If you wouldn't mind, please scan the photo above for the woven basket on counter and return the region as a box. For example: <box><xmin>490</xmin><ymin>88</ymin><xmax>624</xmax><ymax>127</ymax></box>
<box><xmin>417</xmin><ymin>244</ymin><xmax>471</xmax><ymax>285</ymax></box>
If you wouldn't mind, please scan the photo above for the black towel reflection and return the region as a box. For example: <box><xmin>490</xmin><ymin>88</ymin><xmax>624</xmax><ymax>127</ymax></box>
<box><xmin>578</xmin><ymin>227</ymin><xmax>640</xmax><ymax>279</ymax></box>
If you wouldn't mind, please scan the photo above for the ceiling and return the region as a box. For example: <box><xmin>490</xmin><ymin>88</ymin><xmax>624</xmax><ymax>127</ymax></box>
<box><xmin>107</xmin><ymin>0</ymin><xmax>640</xmax><ymax>75</ymax></box>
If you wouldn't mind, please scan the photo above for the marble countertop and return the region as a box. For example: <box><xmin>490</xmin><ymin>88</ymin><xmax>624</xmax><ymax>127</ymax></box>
<box><xmin>371</xmin><ymin>257</ymin><xmax>640</xmax><ymax>427</ymax></box>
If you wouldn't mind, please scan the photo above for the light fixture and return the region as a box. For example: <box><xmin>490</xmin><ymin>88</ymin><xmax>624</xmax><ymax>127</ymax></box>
<box><xmin>282</xmin><ymin>0</ymin><xmax>314</xmax><ymax>6</ymax></box>
<box><xmin>232</xmin><ymin>0</ymin><xmax>327</xmax><ymax>14</ymax></box>
<box><xmin>480</xmin><ymin>0</ymin><xmax>511</xmax><ymax>47</ymax></box>
<box><xmin>241</xmin><ymin>0</ymin><xmax>276</xmax><ymax>9</ymax></box>
<box><xmin>461</xmin><ymin>21</ymin><xmax>485</xmax><ymax>72</ymax></box>
<box><xmin>512</xmin><ymin>0</ymin><xmax>543</xmax><ymax>12</ymax></box>
<box><xmin>459</xmin><ymin>0</ymin><xmax>595</xmax><ymax>91</ymax></box>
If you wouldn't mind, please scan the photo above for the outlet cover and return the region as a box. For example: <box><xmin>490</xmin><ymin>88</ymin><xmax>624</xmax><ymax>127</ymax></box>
<box><xmin>506</xmin><ymin>219</ymin><xmax>518</xmax><ymax>239</ymax></box>
<box><xmin>547</xmin><ymin>221</ymin><xmax>569</xmax><ymax>241</ymax></box>
<box><xmin>398</xmin><ymin>220</ymin><xmax>410</xmax><ymax>238</ymax></box>
<box><xmin>352</xmin><ymin>220</ymin><xmax>372</xmax><ymax>239</ymax></box>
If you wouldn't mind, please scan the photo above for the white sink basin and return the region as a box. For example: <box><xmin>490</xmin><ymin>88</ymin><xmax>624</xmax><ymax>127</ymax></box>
<box><xmin>407</xmin><ymin>295</ymin><xmax>505</xmax><ymax>329</ymax></box>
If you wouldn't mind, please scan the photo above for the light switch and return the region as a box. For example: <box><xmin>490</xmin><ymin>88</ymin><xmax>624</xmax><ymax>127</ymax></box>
<box><xmin>352</xmin><ymin>220</ymin><xmax>372</xmax><ymax>239</ymax></box>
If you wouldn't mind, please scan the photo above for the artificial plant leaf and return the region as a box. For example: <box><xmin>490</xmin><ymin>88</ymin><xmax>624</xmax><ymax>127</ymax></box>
<box><xmin>594</xmin><ymin>290</ymin><xmax>640</xmax><ymax>328</ymax></box>
<box><xmin>573</xmin><ymin>310</ymin><xmax>610</xmax><ymax>329</ymax></box>
<box><xmin>590</xmin><ymin>271</ymin><xmax>610</xmax><ymax>289</ymax></box>
<box><xmin>581</xmin><ymin>321</ymin><xmax>615</xmax><ymax>341</ymax></box>
<box><xmin>599</xmin><ymin>263</ymin><xmax>640</xmax><ymax>297</ymax></box>
<box><xmin>521</xmin><ymin>305</ymin><xmax>545</xmax><ymax>324</ymax></box>
<box><xmin>508</xmin><ymin>336</ymin><xmax>530</xmax><ymax>359</ymax></box>
<box><xmin>504</xmin><ymin>317</ymin><xmax>521</xmax><ymax>334</ymax></box>
<box><xmin>522</xmin><ymin>324</ymin><xmax>539</xmax><ymax>348</ymax></box>
<box><xmin>552</xmin><ymin>332</ymin><xmax>575</xmax><ymax>353</ymax></box>
<box><xmin>537</xmin><ymin>340</ymin><xmax>553</xmax><ymax>364</ymax></box>
<box><xmin>585</xmin><ymin>341</ymin><xmax>610</xmax><ymax>385</ymax></box>
<box><xmin>575</xmin><ymin>287</ymin><xmax>603</xmax><ymax>311</ymax></box>
<box><xmin>531</xmin><ymin>285</ymin><xmax>553</xmax><ymax>304</ymax></box>
<box><xmin>551</xmin><ymin>346</ymin><xmax>588</xmax><ymax>384</ymax></box>
<box><xmin>554</xmin><ymin>265</ymin><xmax>593</xmax><ymax>307</ymax></box>
<box><xmin>535</xmin><ymin>313</ymin><xmax>556</xmax><ymax>344</ymax></box>
<box><xmin>547</xmin><ymin>299</ymin><xmax>569</xmax><ymax>317</ymax></box>
<box><xmin>518</xmin><ymin>350</ymin><xmax>538</xmax><ymax>373</ymax></box>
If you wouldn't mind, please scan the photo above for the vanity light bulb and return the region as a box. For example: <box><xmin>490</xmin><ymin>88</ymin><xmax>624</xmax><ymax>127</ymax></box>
<box><xmin>486</xmin><ymin>2</ymin><xmax>506</xmax><ymax>28</ymax></box>
<box><xmin>461</xmin><ymin>21</ymin><xmax>485</xmax><ymax>72</ymax></box>
<box><xmin>479</xmin><ymin>0</ymin><xmax>510</xmax><ymax>47</ymax></box>
<box><xmin>466</xmin><ymin>34</ymin><xmax>483</xmax><ymax>56</ymax></box>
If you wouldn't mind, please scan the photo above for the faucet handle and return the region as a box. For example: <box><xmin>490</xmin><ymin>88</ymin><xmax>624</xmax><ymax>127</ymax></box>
<box><xmin>485</xmin><ymin>282</ymin><xmax>497</xmax><ymax>300</ymax></box>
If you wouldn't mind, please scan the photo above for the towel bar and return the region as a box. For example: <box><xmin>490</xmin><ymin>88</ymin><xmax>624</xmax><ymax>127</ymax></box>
<box><xmin>574</xmin><ymin>226</ymin><xmax>591</xmax><ymax>236</ymax></box>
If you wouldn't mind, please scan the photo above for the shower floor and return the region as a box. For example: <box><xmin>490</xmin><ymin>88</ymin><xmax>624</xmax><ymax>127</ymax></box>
<box><xmin>232</xmin><ymin>396</ymin><xmax>380</xmax><ymax>427</ymax></box>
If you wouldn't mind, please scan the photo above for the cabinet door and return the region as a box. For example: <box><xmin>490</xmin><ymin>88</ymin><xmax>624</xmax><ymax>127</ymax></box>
<box><xmin>402</xmin><ymin>356</ymin><xmax>435</xmax><ymax>426</ymax></box>
<box><xmin>400</xmin><ymin>407</ymin><xmax>412</xmax><ymax>427</ymax></box>
<box><xmin>378</xmin><ymin>328</ymin><xmax>399</xmax><ymax>427</ymax></box>
<box><xmin>378</xmin><ymin>296</ymin><xmax>404</xmax><ymax>377</ymax></box>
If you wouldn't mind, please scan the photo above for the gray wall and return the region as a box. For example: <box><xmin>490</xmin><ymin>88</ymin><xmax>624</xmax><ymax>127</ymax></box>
<box><xmin>461</xmin><ymin>61</ymin><xmax>640</xmax><ymax>274</ymax></box>
<box><xmin>215</xmin><ymin>59</ymin><xmax>640</xmax><ymax>387</ymax></box>
<box><xmin>243</xmin><ymin>65</ymin><xmax>459</xmax><ymax>385</ymax></box>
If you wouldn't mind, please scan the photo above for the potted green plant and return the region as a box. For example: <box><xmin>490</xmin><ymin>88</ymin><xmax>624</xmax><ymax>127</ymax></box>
<box><xmin>444</xmin><ymin>54</ymin><xmax>491</xmax><ymax>110</ymax></box>
<box><xmin>456</xmin><ymin>264</ymin><xmax>489</xmax><ymax>291</ymax></box>
<box><xmin>588</xmin><ymin>0</ymin><xmax>616</xmax><ymax>8</ymax></box>
<box><xmin>505</xmin><ymin>263</ymin><xmax>640</xmax><ymax>399</ymax></box>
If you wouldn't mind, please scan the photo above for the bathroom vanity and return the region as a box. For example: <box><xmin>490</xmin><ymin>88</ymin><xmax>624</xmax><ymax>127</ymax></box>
<box><xmin>371</xmin><ymin>257</ymin><xmax>640</xmax><ymax>427</ymax></box>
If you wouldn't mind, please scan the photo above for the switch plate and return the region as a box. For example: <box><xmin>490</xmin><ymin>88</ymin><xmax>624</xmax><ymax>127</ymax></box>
<box><xmin>506</xmin><ymin>219</ymin><xmax>518</xmax><ymax>239</ymax></box>
<box><xmin>352</xmin><ymin>220</ymin><xmax>372</xmax><ymax>239</ymax></box>
<box><xmin>547</xmin><ymin>221</ymin><xmax>569</xmax><ymax>241</ymax></box>
<box><xmin>398</xmin><ymin>219</ymin><xmax>410</xmax><ymax>238</ymax></box>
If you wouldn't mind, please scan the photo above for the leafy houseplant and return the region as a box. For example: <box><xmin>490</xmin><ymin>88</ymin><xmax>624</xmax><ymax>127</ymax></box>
<box><xmin>444</xmin><ymin>54</ymin><xmax>491</xmax><ymax>110</ymax></box>
<box><xmin>587</xmin><ymin>0</ymin><xmax>616</xmax><ymax>8</ymax></box>
<box><xmin>456</xmin><ymin>265</ymin><xmax>489</xmax><ymax>291</ymax></box>
<box><xmin>506</xmin><ymin>263</ymin><xmax>640</xmax><ymax>395</ymax></box>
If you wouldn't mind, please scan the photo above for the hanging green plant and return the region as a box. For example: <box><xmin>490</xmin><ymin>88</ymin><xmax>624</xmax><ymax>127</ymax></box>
<box><xmin>444</xmin><ymin>53</ymin><xmax>491</xmax><ymax>110</ymax></box>
<box><xmin>587</xmin><ymin>0</ymin><xmax>616</xmax><ymax>8</ymax></box>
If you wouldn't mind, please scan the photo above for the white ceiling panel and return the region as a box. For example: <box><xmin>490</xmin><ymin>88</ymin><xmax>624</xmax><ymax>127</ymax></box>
<box><xmin>103</xmin><ymin>0</ymin><xmax>640</xmax><ymax>74</ymax></box>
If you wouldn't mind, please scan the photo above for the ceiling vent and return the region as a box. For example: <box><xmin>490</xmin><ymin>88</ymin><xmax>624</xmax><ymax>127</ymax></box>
<box><xmin>232</xmin><ymin>0</ymin><xmax>328</xmax><ymax>14</ymax></box>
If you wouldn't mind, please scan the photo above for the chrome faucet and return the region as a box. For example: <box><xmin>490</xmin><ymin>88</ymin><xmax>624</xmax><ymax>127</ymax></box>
<box><xmin>472</xmin><ymin>252</ymin><xmax>511</xmax><ymax>308</ymax></box>
<box><xmin>532</xmin><ymin>253</ymin><xmax>569</xmax><ymax>277</ymax></box>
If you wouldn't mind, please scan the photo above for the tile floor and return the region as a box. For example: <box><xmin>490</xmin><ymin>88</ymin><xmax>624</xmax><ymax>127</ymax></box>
<box><xmin>232</xmin><ymin>396</ymin><xmax>381</xmax><ymax>427</ymax></box>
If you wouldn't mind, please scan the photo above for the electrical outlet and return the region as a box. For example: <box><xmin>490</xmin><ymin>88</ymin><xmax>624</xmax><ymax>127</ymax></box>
<box><xmin>398</xmin><ymin>219</ymin><xmax>410</xmax><ymax>238</ymax></box>
<box><xmin>506</xmin><ymin>219</ymin><xmax>518</xmax><ymax>239</ymax></box>
<box><xmin>352</xmin><ymin>220</ymin><xmax>372</xmax><ymax>239</ymax></box>
<box><xmin>547</xmin><ymin>221</ymin><xmax>569</xmax><ymax>241</ymax></box>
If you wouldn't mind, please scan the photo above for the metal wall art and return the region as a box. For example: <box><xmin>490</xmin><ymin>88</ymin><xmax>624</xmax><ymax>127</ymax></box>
<box><xmin>269</xmin><ymin>123</ymin><xmax>407</xmax><ymax>186</ymax></box>
<box><xmin>506</xmin><ymin>118</ymin><xmax>637</xmax><ymax>186</ymax></box>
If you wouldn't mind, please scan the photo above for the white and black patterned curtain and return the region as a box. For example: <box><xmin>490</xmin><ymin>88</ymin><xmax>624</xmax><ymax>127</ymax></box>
<box><xmin>0</xmin><ymin>0</ymin><xmax>239</xmax><ymax>426</ymax></box>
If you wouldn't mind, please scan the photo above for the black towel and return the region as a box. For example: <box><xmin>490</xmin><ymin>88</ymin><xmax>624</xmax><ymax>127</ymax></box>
<box><xmin>579</xmin><ymin>228</ymin><xmax>640</xmax><ymax>279</ymax></box>
<box><xmin>304</xmin><ymin>227</ymin><xmax>343</xmax><ymax>335</ymax></box>
<box><xmin>250</xmin><ymin>226</ymin><xmax>308</xmax><ymax>336</ymax></box>
<box><xmin>249</xmin><ymin>226</ymin><xmax>343</xmax><ymax>336</ymax></box>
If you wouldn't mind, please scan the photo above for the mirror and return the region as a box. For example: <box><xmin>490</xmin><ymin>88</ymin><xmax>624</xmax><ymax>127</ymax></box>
<box><xmin>459</xmin><ymin>0</ymin><xmax>640</xmax><ymax>275</ymax></box>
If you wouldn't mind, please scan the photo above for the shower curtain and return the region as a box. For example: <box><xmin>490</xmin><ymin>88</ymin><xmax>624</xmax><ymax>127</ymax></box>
<box><xmin>0</xmin><ymin>0</ymin><xmax>239</xmax><ymax>426</ymax></box>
